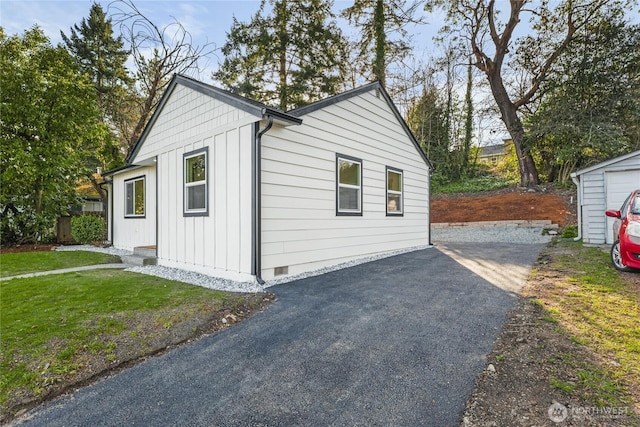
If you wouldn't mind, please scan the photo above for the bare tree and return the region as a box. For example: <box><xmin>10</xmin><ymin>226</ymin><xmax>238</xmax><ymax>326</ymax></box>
<box><xmin>109</xmin><ymin>0</ymin><xmax>216</xmax><ymax>156</ymax></box>
<box><xmin>426</xmin><ymin>0</ymin><xmax>625</xmax><ymax>186</ymax></box>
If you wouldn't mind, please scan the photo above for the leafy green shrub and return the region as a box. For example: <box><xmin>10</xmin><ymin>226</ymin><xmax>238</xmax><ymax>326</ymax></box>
<box><xmin>71</xmin><ymin>216</ymin><xmax>106</xmax><ymax>245</ymax></box>
<box><xmin>561</xmin><ymin>225</ymin><xmax>578</xmax><ymax>239</ymax></box>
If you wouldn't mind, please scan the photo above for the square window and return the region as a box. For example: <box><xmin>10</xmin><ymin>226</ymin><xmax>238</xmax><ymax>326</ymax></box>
<box><xmin>125</xmin><ymin>176</ymin><xmax>145</xmax><ymax>217</ymax></box>
<box><xmin>336</xmin><ymin>155</ymin><xmax>362</xmax><ymax>215</ymax></box>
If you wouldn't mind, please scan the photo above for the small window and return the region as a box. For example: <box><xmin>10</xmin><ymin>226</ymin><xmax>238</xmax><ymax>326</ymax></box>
<box><xmin>125</xmin><ymin>176</ymin><xmax>145</xmax><ymax>217</ymax></box>
<box><xmin>184</xmin><ymin>147</ymin><xmax>208</xmax><ymax>216</ymax></box>
<box><xmin>336</xmin><ymin>154</ymin><xmax>362</xmax><ymax>215</ymax></box>
<box><xmin>386</xmin><ymin>167</ymin><xmax>403</xmax><ymax>216</ymax></box>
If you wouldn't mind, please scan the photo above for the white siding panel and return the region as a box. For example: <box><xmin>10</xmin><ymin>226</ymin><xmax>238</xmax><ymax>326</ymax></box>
<box><xmin>238</xmin><ymin>125</ymin><xmax>253</xmax><ymax>274</ymax></box>
<box><xmin>260</xmin><ymin>88</ymin><xmax>430</xmax><ymax>280</ymax></box>
<box><xmin>581</xmin><ymin>171</ymin><xmax>607</xmax><ymax>243</ymax></box>
<box><xmin>112</xmin><ymin>166</ymin><xmax>157</xmax><ymax>251</ymax></box>
<box><xmin>214</xmin><ymin>132</ymin><xmax>228</xmax><ymax>269</ymax></box>
<box><xmin>226</xmin><ymin>128</ymin><xmax>241</xmax><ymax>273</ymax></box>
<box><xmin>133</xmin><ymin>85</ymin><xmax>257</xmax><ymax>164</ymax></box>
<box><xmin>263</xmin><ymin>222</ymin><xmax>425</xmax><ymax>243</ymax></box>
<box><xmin>142</xmin><ymin>83</ymin><xmax>254</xmax><ymax>276</ymax></box>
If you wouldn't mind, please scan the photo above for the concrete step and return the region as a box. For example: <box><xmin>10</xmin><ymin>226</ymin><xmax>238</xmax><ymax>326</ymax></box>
<box><xmin>133</xmin><ymin>246</ymin><xmax>156</xmax><ymax>257</ymax></box>
<box><xmin>122</xmin><ymin>254</ymin><xmax>157</xmax><ymax>266</ymax></box>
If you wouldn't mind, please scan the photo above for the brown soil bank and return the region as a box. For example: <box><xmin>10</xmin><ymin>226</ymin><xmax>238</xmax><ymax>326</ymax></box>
<box><xmin>432</xmin><ymin>188</ymin><xmax>576</xmax><ymax>226</ymax></box>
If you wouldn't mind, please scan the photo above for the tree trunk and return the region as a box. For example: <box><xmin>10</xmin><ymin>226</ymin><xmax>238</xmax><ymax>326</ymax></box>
<box><xmin>277</xmin><ymin>0</ymin><xmax>288</xmax><ymax>110</ymax></box>
<box><xmin>487</xmin><ymin>73</ymin><xmax>539</xmax><ymax>186</ymax></box>
<box><xmin>88</xmin><ymin>173</ymin><xmax>108</xmax><ymax>205</ymax></box>
<box><xmin>373</xmin><ymin>0</ymin><xmax>386</xmax><ymax>86</ymax></box>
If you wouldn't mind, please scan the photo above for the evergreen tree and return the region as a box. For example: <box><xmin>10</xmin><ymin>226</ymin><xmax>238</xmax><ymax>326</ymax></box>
<box><xmin>214</xmin><ymin>0</ymin><xmax>348</xmax><ymax>111</ymax></box>
<box><xmin>61</xmin><ymin>3</ymin><xmax>131</xmax><ymax>115</ymax></box>
<box><xmin>343</xmin><ymin>0</ymin><xmax>424</xmax><ymax>87</ymax></box>
<box><xmin>62</xmin><ymin>3</ymin><xmax>132</xmax><ymax>201</ymax></box>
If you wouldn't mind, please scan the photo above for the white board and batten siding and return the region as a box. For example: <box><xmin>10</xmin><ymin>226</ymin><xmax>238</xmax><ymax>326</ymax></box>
<box><xmin>574</xmin><ymin>151</ymin><xmax>640</xmax><ymax>244</ymax></box>
<box><xmin>260</xmin><ymin>88</ymin><xmax>430</xmax><ymax>280</ymax></box>
<box><xmin>111</xmin><ymin>166</ymin><xmax>156</xmax><ymax>251</ymax></box>
<box><xmin>130</xmin><ymin>84</ymin><xmax>255</xmax><ymax>281</ymax></box>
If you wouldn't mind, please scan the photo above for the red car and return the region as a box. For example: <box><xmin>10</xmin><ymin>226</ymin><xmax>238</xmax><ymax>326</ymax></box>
<box><xmin>605</xmin><ymin>189</ymin><xmax>640</xmax><ymax>272</ymax></box>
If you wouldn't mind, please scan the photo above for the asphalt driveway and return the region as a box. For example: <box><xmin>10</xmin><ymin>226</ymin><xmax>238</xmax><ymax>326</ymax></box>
<box><xmin>14</xmin><ymin>243</ymin><xmax>545</xmax><ymax>427</ymax></box>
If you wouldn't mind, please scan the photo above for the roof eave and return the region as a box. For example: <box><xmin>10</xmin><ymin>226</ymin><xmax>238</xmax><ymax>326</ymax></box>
<box><xmin>126</xmin><ymin>74</ymin><xmax>301</xmax><ymax>164</ymax></box>
<box><xmin>573</xmin><ymin>149</ymin><xmax>640</xmax><ymax>176</ymax></box>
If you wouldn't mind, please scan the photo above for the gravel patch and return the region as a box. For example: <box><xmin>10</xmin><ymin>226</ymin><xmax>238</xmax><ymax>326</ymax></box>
<box><xmin>432</xmin><ymin>226</ymin><xmax>553</xmax><ymax>244</ymax></box>
<box><xmin>55</xmin><ymin>245</ymin><xmax>262</xmax><ymax>293</ymax></box>
<box><xmin>124</xmin><ymin>265</ymin><xmax>264</xmax><ymax>293</ymax></box>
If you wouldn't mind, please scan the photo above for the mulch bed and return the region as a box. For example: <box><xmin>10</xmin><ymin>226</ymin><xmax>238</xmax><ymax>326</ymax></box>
<box><xmin>2</xmin><ymin>244</ymin><xmax>59</xmax><ymax>254</ymax></box>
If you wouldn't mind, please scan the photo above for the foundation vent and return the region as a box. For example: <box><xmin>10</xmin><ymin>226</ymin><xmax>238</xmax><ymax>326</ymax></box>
<box><xmin>274</xmin><ymin>266</ymin><xmax>289</xmax><ymax>276</ymax></box>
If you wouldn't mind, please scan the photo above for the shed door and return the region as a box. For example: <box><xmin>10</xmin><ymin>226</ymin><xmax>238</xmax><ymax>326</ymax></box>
<box><xmin>605</xmin><ymin>170</ymin><xmax>640</xmax><ymax>244</ymax></box>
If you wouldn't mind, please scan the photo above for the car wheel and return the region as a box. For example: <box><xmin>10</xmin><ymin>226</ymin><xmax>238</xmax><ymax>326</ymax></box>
<box><xmin>611</xmin><ymin>240</ymin><xmax>633</xmax><ymax>272</ymax></box>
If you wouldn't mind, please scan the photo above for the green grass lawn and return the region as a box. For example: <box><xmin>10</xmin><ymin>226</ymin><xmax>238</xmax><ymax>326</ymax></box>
<box><xmin>0</xmin><ymin>269</ymin><xmax>239</xmax><ymax>415</ymax></box>
<box><xmin>0</xmin><ymin>250</ymin><xmax>121</xmax><ymax>277</ymax></box>
<box><xmin>537</xmin><ymin>241</ymin><xmax>640</xmax><ymax>408</ymax></box>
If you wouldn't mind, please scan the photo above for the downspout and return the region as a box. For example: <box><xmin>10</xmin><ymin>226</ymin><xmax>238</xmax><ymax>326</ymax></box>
<box><xmin>154</xmin><ymin>156</ymin><xmax>159</xmax><ymax>255</ymax></box>
<box><xmin>428</xmin><ymin>167</ymin><xmax>433</xmax><ymax>246</ymax></box>
<box><xmin>252</xmin><ymin>115</ymin><xmax>274</xmax><ymax>285</ymax></box>
<box><xmin>571</xmin><ymin>173</ymin><xmax>582</xmax><ymax>241</ymax></box>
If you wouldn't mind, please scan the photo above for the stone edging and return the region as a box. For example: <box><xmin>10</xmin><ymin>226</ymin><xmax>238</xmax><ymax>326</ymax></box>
<box><xmin>432</xmin><ymin>220</ymin><xmax>559</xmax><ymax>229</ymax></box>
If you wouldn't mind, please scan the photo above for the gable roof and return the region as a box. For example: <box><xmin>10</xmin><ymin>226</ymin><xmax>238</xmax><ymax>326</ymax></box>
<box><xmin>127</xmin><ymin>74</ymin><xmax>302</xmax><ymax>164</ymax></box>
<box><xmin>572</xmin><ymin>150</ymin><xmax>640</xmax><ymax>177</ymax></box>
<box><xmin>127</xmin><ymin>76</ymin><xmax>432</xmax><ymax>170</ymax></box>
<box><xmin>290</xmin><ymin>81</ymin><xmax>433</xmax><ymax>170</ymax></box>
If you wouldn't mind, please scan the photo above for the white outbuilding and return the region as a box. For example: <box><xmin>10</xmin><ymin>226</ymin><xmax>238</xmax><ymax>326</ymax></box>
<box><xmin>104</xmin><ymin>74</ymin><xmax>432</xmax><ymax>283</ymax></box>
<box><xmin>571</xmin><ymin>150</ymin><xmax>640</xmax><ymax>244</ymax></box>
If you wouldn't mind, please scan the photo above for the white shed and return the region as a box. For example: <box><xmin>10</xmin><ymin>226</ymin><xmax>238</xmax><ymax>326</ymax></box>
<box><xmin>571</xmin><ymin>150</ymin><xmax>640</xmax><ymax>244</ymax></box>
<box><xmin>105</xmin><ymin>75</ymin><xmax>432</xmax><ymax>282</ymax></box>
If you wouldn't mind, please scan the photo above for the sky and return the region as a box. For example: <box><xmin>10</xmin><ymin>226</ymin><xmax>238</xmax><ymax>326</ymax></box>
<box><xmin>3</xmin><ymin>1</ymin><xmax>637</xmax><ymax>146</ymax></box>
<box><xmin>0</xmin><ymin>0</ymin><xmax>441</xmax><ymax>85</ymax></box>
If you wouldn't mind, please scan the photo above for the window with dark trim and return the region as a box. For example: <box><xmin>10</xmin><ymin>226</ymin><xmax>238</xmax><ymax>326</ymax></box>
<box><xmin>125</xmin><ymin>176</ymin><xmax>145</xmax><ymax>218</ymax></box>
<box><xmin>386</xmin><ymin>167</ymin><xmax>403</xmax><ymax>216</ymax></box>
<box><xmin>184</xmin><ymin>147</ymin><xmax>209</xmax><ymax>216</ymax></box>
<box><xmin>336</xmin><ymin>154</ymin><xmax>362</xmax><ymax>216</ymax></box>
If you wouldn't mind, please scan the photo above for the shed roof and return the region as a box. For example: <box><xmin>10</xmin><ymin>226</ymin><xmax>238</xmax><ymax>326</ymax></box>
<box><xmin>571</xmin><ymin>150</ymin><xmax>640</xmax><ymax>177</ymax></box>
